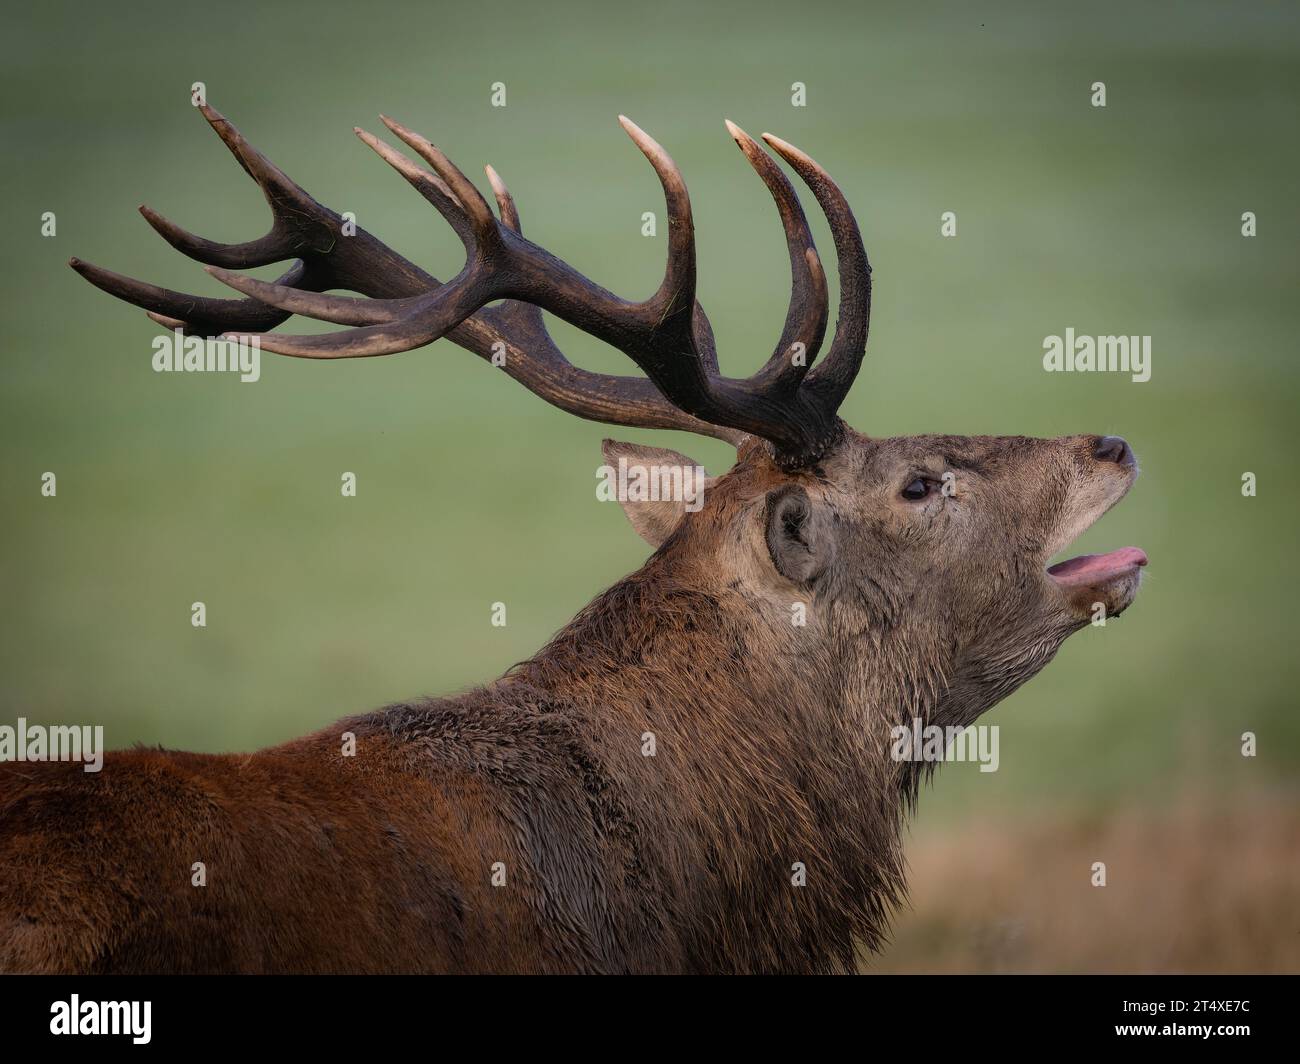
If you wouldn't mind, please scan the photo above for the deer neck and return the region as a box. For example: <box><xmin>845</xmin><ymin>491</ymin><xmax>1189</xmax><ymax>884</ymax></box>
<box><xmin>507</xmin><ymin>551</ymin><xmax>939</xmax><ymax>970</ymax></box>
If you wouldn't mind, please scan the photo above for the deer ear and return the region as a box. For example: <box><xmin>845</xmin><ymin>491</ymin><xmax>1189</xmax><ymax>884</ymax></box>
<box><xmin>601</xmin><ymin>439</ymin><xmax>710</xmax><ymax>548</ymax></box>
<box><xmin>764</xmin><ymin>486</ymin><xmax>832</xmax><ymax>584</ymax></box>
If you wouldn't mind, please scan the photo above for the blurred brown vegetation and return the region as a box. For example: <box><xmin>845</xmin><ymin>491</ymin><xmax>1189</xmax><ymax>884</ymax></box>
<box><xmin>871</xmin><ymin>789</ymin><xmax>1300</xmax><ymax>973</ymax></box>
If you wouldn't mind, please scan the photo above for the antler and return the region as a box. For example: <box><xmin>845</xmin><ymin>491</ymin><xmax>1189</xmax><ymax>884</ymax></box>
<box><xmin>71</xmin><ymin>104</ymin><xmax>872</xmax><ymax>466</ymax></box>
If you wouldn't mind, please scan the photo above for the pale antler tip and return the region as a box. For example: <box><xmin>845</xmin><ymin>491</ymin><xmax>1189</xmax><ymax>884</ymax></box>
<box><xmin>617</xmin><ymin>115</ymin><xmax>667</xmax><ymax>162</ymax></box>
<box><xmin>354</xmin><ymin>127</ymin><xmax>384</xmax><ymax>152</ymax></box>
<box><xmin>725</xmin><ymin>120</ymin><xmax>761</xmax><ymax>153</ymax></box>
<box><xmin>761</xmin><ymin>132</ymin><xmax>800</xmax><ymax>157</ymax></box>
<box><xmin>381</xmin><ymin>115</ymin><xmax>439</xmax><ymax>155</ymax></box>
<box><xmin>146</xmin><ymin>311</ymin><xmax>186</xmax><ymax>330</ymax></box>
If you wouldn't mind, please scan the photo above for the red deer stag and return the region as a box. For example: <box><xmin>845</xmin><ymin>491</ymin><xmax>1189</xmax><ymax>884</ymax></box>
<box><xmin>1</xmin><ymin>104</ymin><xmax>1146</xmax><ymax>974</ymax></box>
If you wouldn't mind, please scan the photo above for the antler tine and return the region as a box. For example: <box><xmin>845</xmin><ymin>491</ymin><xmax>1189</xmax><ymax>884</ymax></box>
<box><xmin>138</xmin><ymin>204</ymin><xmax>286</xmax><ymax>270</ymax></box>
<box><xmin>479</xmin><ymin>161</ymin><xmax>728</xmax><ymax>440</ymax></box>
<box><xmin>68</xmin><ymin>257</ymin><xmax>320</xmax><ymax>333</ymax></box>
<box><xmin>204</xmin><ymin>266</ymin><xmax>425</xmax><ymax>326</ymax></box>
<box><xmin>484</xmin><ymin>165</ymin><xmax>521</xmax><ymax>233</ymax></box>
<box><xmin>379</xmin><ymin>116</ymin><xmax>500</xmax><ymax>245</ymax></box>
<box><xmin>473</xmin><ymin>162</ymin><xmax>740</xmax><ymax>443</ymax></box>
<box><xmin>76</xmin><ymin>104</ymin><xmax>441</xmax><ymax>341</ymax></box>
<box><xmin>198</xmin><ymin>103</ymin><xmax>323</xmax><ymax>223</ymax></box>
<box><xmin>224</xmin><ymin>273</ymin><xmax>497</xmax><ymax>359</ymax></box>
<box><xmin>617</xmin><ymin>116</ymin><xmax>696</xmax><ymax>324</ymax></box>
<box><xmin>136</xmin><ymin>103</ymin><xmax>341</xmax><ymax>271</ymax></box>
<box><xmin>209</xmin><ymin>117</ymin><xmax>527</xmax><ymax>342</ymax></box>
<box><xmin>761</xmin><ymin>133</ymin><xmax>871</xmax><ymax>411</ymax></box>
<box><xmin>221</xmin><ymin>323</ymin><xmax>442</xmax><ymax>360</ymax></box>
<box><xmin>354</xmin><ymin>127</ymin><xmax>474</xmax><ymax>245</ymax></box>
<box><xmin>206</xmin><ymin>122</ymin><xmax>506</xmax><ymax>331</ymax></box>
<box><xmin>125</xmin><ymin>103</ymin><xmax>313</xmax><ymax>273</ymax></box>
<box><xmin>724</xmin><ymin>121</ymin><xmax>829</xmax><ymax>393</ymax></box>
<box><xmin>599</xmin><ymin>121</ymin><xmax>720</xmax><ymax>374</ymax></box>
<box><xmin>479</xmin><ymin>160</ymin><xmax>734</xmax><ymax>440</ymax></box>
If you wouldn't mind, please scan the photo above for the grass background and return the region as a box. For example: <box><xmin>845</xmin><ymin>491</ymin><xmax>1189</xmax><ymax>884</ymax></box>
<box><xmin>3</xmin><ymin>0</ymin><xmax>1297</xmax><ymax>969</ymax></box>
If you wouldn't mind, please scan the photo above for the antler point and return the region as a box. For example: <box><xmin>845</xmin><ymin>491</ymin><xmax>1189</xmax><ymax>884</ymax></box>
<box><xmin>146</xmin><ymin>311</ymin><xmax>185</xmax><ymax>329</ymax></box>
<box><xmin>761</xmin><ymin>132</ymin><xmax>798</xmax><ymax>157</ymax></box>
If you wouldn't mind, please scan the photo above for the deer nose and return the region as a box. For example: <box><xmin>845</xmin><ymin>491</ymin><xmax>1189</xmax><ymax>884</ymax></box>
<box><xmin>1093</xmin><ymin>435</ymin><xmax>1133</xmax><ymax>467</ymax></box>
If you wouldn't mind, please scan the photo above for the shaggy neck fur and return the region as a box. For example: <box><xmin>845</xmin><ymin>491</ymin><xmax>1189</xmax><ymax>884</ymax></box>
<box><xmin>497</xmin><ymin>530</ymin><xmax>945</xmax><ymax>973</ymax></box>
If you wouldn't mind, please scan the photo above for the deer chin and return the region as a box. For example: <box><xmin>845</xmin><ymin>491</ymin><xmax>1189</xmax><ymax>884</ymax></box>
<box><xmin>1047</xmin><ymin>546</ymin><xmax>1148</xmax><ymax>617</ymax></box>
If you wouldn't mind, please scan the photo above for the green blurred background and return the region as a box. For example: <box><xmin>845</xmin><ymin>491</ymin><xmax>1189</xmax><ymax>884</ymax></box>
<box><xmin>3</xmin><ymin>0</ymin><xmax>1297</xmax><ymax>970</ymax></box>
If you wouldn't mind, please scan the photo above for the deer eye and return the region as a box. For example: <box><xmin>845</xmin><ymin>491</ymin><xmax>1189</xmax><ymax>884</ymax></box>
<box><xmin>901</xmin><ymin>477</ymin><xmax>931</xmax><ymax>501</ymax></box>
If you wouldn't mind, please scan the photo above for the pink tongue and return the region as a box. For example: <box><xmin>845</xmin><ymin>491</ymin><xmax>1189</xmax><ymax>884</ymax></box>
<box><xmin>1048</xmin><ymin>546</ymin><xmax>1148</xmax><ymax>585</ymax></box>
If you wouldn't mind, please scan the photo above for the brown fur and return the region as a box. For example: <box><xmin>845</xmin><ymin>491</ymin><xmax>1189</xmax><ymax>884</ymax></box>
<box><xmin>0</xmin><ymin>427</ymin><xmax>1142</xmax><ymax>973</ymax></box>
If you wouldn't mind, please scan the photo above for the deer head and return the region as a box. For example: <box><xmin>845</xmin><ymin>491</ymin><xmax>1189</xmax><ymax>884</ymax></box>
<box><xmin>609</xmin><ymin>426</ymin><xmax>1142</xmax><ymax>744</ymax></box>
<box><xmin>70</xmin><ymin>103</ymin><xmax>1145</xmax><ymax>739</ymax></box>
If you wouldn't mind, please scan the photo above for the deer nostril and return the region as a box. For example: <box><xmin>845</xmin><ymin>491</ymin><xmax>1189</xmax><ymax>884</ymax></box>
<box><xmin>1093</xmin><ymin>435</ymin><xmax>1132</xmax><ymax>466</ymax></box>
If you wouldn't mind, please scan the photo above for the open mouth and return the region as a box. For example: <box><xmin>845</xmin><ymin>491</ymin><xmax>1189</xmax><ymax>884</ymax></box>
<box><xmin>1047</xmin><ymin>546</ymin><xmax>1148</xmax><ymax>589</ymax></box>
